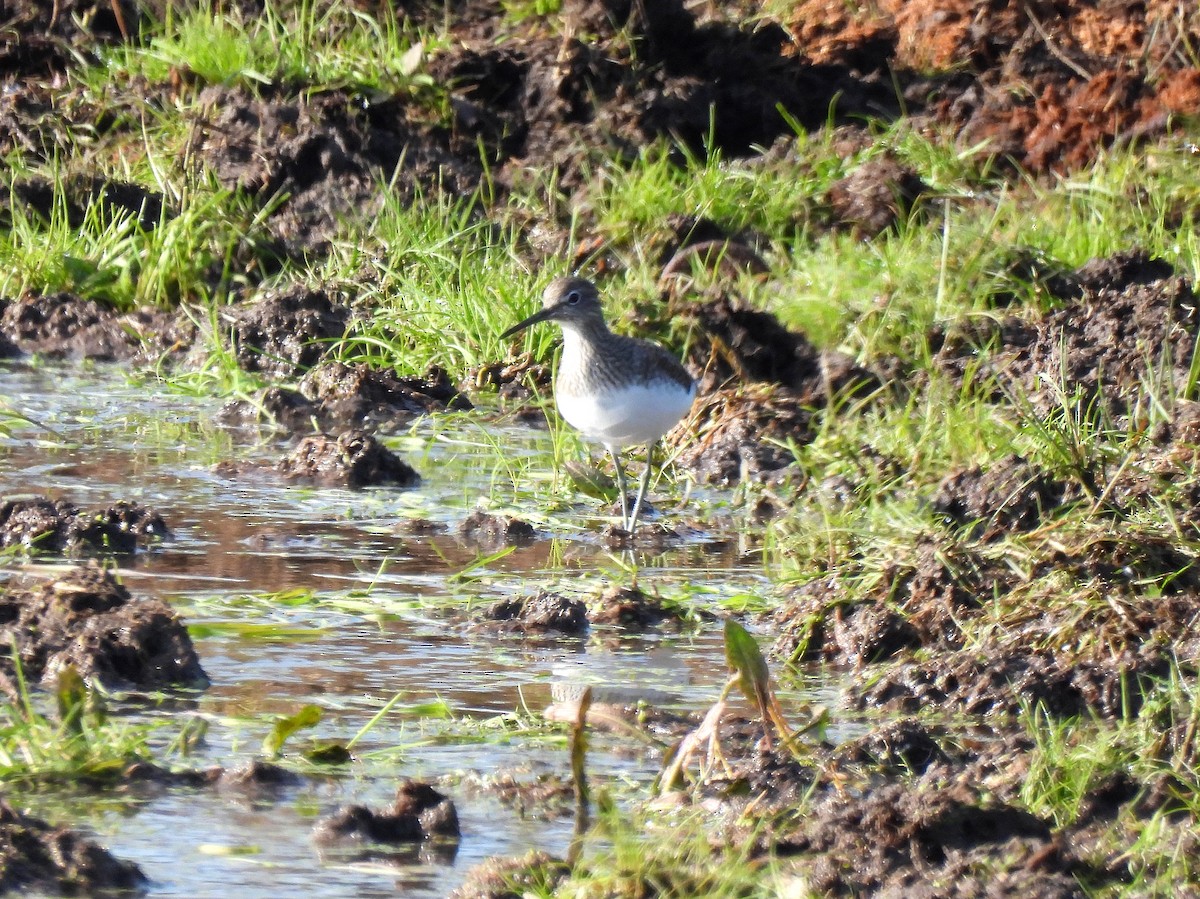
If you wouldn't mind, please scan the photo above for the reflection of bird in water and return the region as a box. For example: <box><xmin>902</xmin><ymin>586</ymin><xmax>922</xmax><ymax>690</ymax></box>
<box><xmin>544</xmin><ymin>645</ymin><xmax>697</xmax><ymax>724</ymax></box>
<box><xmin>501</xmin><ymin>277</ymin><xmax>696</xmax><ymax>535</ymax></box>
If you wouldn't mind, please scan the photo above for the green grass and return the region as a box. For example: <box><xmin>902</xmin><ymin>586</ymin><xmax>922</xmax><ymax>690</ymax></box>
<box><xmin>101</xmin><ymin>0</ymin><xmax>438</xmax><ymax>97</ymax></box>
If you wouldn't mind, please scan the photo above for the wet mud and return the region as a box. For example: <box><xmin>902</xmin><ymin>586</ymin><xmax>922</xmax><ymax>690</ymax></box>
<box><xmin>934</xmin><ymin>250</ymin><xmax>1200</xmax><ymax>416</ymax></box>
<box><xmin>275</xmin><ymin>431</ymin><xmax>420</xmax><ymax>489</ymax></box>
<box><xmin>0</xmin><ymin>798</ymin><xmax>146</xmax><ymax>896</ymax></box>
<box><xmin>313</xmin><ymin>780</ymin><xmax>460</xmax><ymax>846</ymax></box>
<box><xmin>0</xmin><ymin>563</ymin><xmax>207</xmax><ymax>692</ymax></box>
<box><xmin>0</xmin><ymin>496</ymin><xmax>167</xmax><ymax>554</ymax></box>
<box><xmin>478</xmin><ymin>590</ymin><xmax>588</xmax><ymax>636</ymax></box>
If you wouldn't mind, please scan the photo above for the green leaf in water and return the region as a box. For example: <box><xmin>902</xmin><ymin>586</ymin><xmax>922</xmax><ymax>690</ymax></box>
<box><xmin>724</xmin><ymin>619</ymin><xmax>771</xmax><ymax>711</ymax></box>
<box><xmin>55</xmin><ymin>666</ymin><xmax>87</xmax><ymax>739</ymax></box>
<box><xmin>404</xmin><ymin>698</ymin><xmax>454</xmax><ymax>719</ymax></box>
<box><xmin>263</xmin><ymin>704</ymin><xmax>322</xmax><ymax>758</ymax></box>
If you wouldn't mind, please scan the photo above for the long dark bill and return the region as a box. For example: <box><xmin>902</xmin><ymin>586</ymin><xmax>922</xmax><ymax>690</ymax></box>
<box><xmin>499</xmin><ymin>306</ymin><xmax>555</xmax><ymax>339</ymax></box>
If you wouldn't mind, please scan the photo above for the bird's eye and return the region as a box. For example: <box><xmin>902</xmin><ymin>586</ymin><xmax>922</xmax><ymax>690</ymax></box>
<box><xmin>566</xmin><ymin>290</ymin><xmax>581</xmax><ymax>305</ymax></box>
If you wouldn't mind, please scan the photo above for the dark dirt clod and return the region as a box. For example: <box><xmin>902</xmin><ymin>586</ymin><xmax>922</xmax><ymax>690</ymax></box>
<box><xmin>217</xmin><ymin>386</ymin><xmax>320</xmax><ymax>431</ymax></box>
<box><xmin>0</xmin><ymin>496</ymin><xmax>168</xmax><ymax>555</ymax></box>
<box><xmin>448</xmin><ymin>849</ymin><xmax>569</xmax><ymax>899</ymax></box>
<box><xmin>936</xmin><ymin>250</ymin><xmax>1200</xmax><ymax>416</ymax></box>
<box><xmin>587</xmin><ymin>584</ymin><xmax>677</xmax><ymax>628</ymax></box>
<box><xmin>480</xmin><ymin>591</ymin><xmax>588</xmax><ymax>635</ymax></box>
<box><xmin>930</xmin><ymin>454</ymin><xmax>1082</xmax><ymax>538</ymax></box>
<box><xmin>313</xmin><ymin>780</ymin><xmax>459</xmax><ymax>845</ymax></box>
<box><xmin>458</xmin><ymin>510</ymin><xmax>536</xmax><ymax>546</ymax></box>
<box><xmin>7</xmin><ymin>175</ymin><xmax>165</xmax><ymax>230</ymax></box>
<box><xmin>669</xmin><ymin>383</ymin><xmax>812</xmax><ymax>485</ymax></box>
<box><xmin>298</xmin><ymin>361</ymin><xmax>473</xmax><ymax>425</ymax></box>
<box><xmin>216</xmin><ymin>760</ymin><xmax>303</xmax><ymax>795</ymax></box>
<box><xmin>781</xmin><ymin>781</ymin><xmax>1083</xmax><ymax>898</ymax></box>
<box><xmin>192</xmin><ymin>85</ymin><xmax>482</xmax><ymax>254</ymax></box>
<box><xmin>0</xmin><ymin>1</ymin><xmax>141</xmax><ymax>77</ymax></box>
<box><xmin>0</xmin><ymin>292</ymin><xmax>182</xmax><ymax>361</ymax></box>
<box><xmin>827</xmin><ymin>719</ymin><xmax>951</xmax><ymax>776</ymax></box>
<box><xmin>772</xmin><ymin>537</ymin><xmax>997</xmax><ymax>664</ymax></box>
<box><xmin>682</xmin><ymin>293</ymin><xmax>879</xmax><ymax>399</ymax></box>
<box><xmin>0</xmin><ymin>562</ymin><xmax>207</xmax><ymax>691</ymax></box>
<box><xmin>276</xmin><ymin>431</ymin><xmax>419</xmax><ymax>489</ymax></box>
<box><xmin>826</xmin><ymin>155</ymin><xmax>929</xmax><ymax>237</ymax></box>
<box><xmin>854</xmin><ymin>645</ymin><xmax>1160</xmax><ymax>720</ymax></box>
<box><xmin>231</xmin><ymin>286</ymin><xmax>351</xmax><ymax>380</ymax></box>
<box><xmin>0</xmin><ymin>798</ymin><xmax>146</xmax><ymax>896</ymax></box>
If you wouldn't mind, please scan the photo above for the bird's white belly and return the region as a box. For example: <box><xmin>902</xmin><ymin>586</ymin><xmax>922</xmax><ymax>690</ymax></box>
<box><xmin>557</xmin><ymin>381</ymin><xmax>696</xmax><ymax>449</ymax></box>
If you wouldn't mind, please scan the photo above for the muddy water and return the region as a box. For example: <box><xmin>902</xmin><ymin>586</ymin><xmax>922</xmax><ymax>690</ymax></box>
<box><xmin>0</xmin><ymin>361</ymin><xmax>838</xmax><ymax>897</ymax></box>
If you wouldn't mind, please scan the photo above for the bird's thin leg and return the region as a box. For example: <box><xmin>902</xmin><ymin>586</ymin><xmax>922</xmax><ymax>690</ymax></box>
<box><xmin>609</xmin><ymin>445</ymin><xmax>630</xmax><ymax>529</ymax></box>
<box><xmin>627</xmin><ymin>442</ymin><xmax>656</xmax><ymax>536</ymax></box>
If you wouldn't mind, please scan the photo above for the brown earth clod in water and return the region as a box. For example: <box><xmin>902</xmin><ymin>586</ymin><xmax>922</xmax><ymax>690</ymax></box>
<box><xmin>0</xmin><ymin>292</ymin><xmax>185</xmax><ymax>361</ymax></box>
<box><xmin>0</xmin><ymin>496</ymin><xmax>168</xmax><ymax>555</ymax></box>
<box><xmin>479</xmin><ymin>590</ymin><xmax>589</xmax><ymax>636</ymax></box>
<box><xmin>313</xmin><ymin>780</ymin><xmax>460</xmax><ymax>845</ymax></box>
<box><xmin>230</xmin><ymin>286</ymin><xmax>351</xmax><ymax>380</ymax></box>
<box><xmin>276</xmin><ymin>430</ymin><xmax>419</xmax><ymax>489</ymax></box>
<box><xmin>298</xmin><ymin>361</ymin><xmax>474</xmax><ymax>425</ymax></box>
<box><xmin>0</xmin><ymin>798</ymin><xmax>146</xmax><ymax>896</ymax></box>
<box><xmin>448</xmin><ymin>849</ymin><xmax>569</xmax><ymax>899</ymax></box>
<box><xmin>588</xmin><ymin>583</ymin><xmax>679</xmax><ymax>628</ymax></box>
<box><xmin>458</xmin><ymin>509</ymin><xmax>537</xmax><ymax>547</ymax></box>
<box><xmin>0</xmin><ymin>562</ymin><xmax>207</xmax><ymax>691</ymax></box>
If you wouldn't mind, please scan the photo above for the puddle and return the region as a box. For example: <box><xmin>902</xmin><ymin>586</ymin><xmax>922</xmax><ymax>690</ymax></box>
<box><xmin>0</xmin><ymin>361</ymin><xmax>839</xmax><ymax>897</ymax></box>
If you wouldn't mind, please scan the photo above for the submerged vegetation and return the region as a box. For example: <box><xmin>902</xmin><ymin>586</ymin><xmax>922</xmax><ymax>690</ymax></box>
<box><xmin>2</xmin><ymin>0</ymin><xmax>1200</xmax><ymax>895</ymax></box>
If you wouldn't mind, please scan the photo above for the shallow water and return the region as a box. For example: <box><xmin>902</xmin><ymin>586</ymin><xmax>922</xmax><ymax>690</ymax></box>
<box><xmin>0</xmin><ymin>361</ymin><xmax>840</xmax><ymax>898</ymax></box>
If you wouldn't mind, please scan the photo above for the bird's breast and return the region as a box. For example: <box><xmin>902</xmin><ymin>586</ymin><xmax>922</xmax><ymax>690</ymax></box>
<box><xmin>555</xmin><ymin>379</ymin><xmax>696</xmax><ymax>449</ymax></box>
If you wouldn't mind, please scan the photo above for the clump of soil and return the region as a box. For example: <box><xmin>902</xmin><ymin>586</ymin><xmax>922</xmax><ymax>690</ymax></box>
<box><xmin>479</xmin><ymin>591</ymin><xmax>588</xmax><ymax>636</ymax></box>
<box><xmin>313</xmin><ymin>780</ymin><xmax>460</xmax><ymax>845</ymax></box>
<box><xmin>0</xmin><ymin>798</ymin><xmax>146</xmax><ymax>895</ymax></box>
<box><xmin>192</xmin><ymin>85</ymin><xmax>482</xmax><ymax>254</ymax></box>
<box><xmin>825</xmin><ymin>154</ymin><xmax>929</xmax><ymax>237</ymax></box>
<box><xmin>588</xmin><ymin>584</ymin><xmax>678</xmax><ymax>628</ymax></box>
<box><xmin>781</xmin><ymin>781</ymin><xmax>1083</xmax><ymax>897</ymax></box>
<box><xmin>7</xmin><ymin>175</ymin><xmax>164</xmax><ymax>230</ymax></box>
<box><xmin>0</xmin><ymin>496</ymin><xmax>167</xmax><ymax>555</ymax></box>
<box><xmin>669</xmin><ymin>383</ymin><xmax>813</xmax><ymax>484</ymax></box>
<box><xmin>930</xmin><ymin>454</ymin><xmax>1082</xmax><ymax>538</ymax></box>
<box><xmin>680</xmin><ymin>293</ymin><xmax>879</xmax><ymax>398</ymax></box>
<box><xmin>448</xmin><ymin>849</ymin><xmax>568</xmax><ymax>899</ymax></box>
<box><xmin>458</xmin><ymin>510</ymin><xmax>536</xmax><ymax>546</ymax></box>
<box><xmin>216</xmin><ymin>760</ymin><xmax>303</xmax><ymax>796</ymax></box>
<box><xmin>772</xmin><ymin>537</ymin><xmax>996</xmax><ymax>664</ymax></box>
<box><xmin>935</xmin><ymin>250</ymin><xmax>1200</xmax><ymax>416</ymax></box>
<box><xmin>856</xmin><ymin>644</ymin><xmax>1159</xmax><ymax>719</ymax></box>
<box><xmin>0</xmin><ymin>562</ymin><xmax>207</xmax><ymax>691</ymax></box>
<box><xmin>0</xmin><ymin>292</ymin><xmax>185</xmax><ymax>361</ymax></box>
<box><xmin>826</xmin><ymin>718</ymin><xmax>951</xmax><ymax>776</ymax></box>
<box><xmin>276</xmin><ymin>431</ymin><xmax>419</xmax><ymax>488</ymax></box>
<box><xmin>298</xmin><ymin>361</ymin><xmax>473</xmax><ymax>423</ymax></box>
<box><xmin>0</xmin><ymin>0</ymin><xmax>140</xmax><ymax>77</ymax></box>
<box><xmin>230</xmin><ymin>286</ymin><xmax>351</xmax><ymax>380</ymax></box>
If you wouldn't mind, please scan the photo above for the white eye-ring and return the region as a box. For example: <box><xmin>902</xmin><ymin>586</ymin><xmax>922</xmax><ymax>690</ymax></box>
<box><xmin>566</xmin><ymin>290</ymin><xmax>581</xmax><ymax>305</ymax></box>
